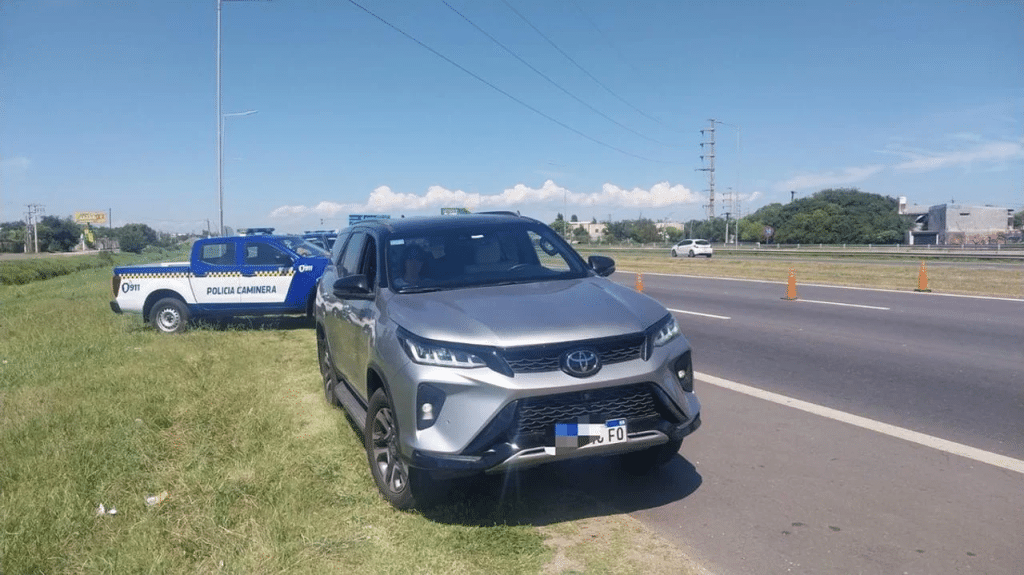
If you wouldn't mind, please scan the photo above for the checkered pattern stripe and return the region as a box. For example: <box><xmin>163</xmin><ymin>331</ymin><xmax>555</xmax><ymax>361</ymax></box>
<box><xmin>119</xmin><ymin>271</ymin><xmax>192</xmax><ymax>279</ymax></box>
<box><xmin>118</xmin><ymin>269</ymin><xmax>295</xmax><ymax>279</ymax></box>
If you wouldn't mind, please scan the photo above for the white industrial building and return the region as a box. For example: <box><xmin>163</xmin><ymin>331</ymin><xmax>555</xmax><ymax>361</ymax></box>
<box><xmin>899</xmin><ymin>197</ymin><xmax>1015</xmax><ymax>245</ymax></box>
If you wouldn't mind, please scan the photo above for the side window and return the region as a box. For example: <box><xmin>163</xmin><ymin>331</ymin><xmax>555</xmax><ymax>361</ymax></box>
<box><xmin>528</xmin><ymin>231</ymin><xmax>571</xmax><ymax>272</ymax></box>
<box><xmin>200</xmin><ymin>242</ymin><xmax>235</xmax><ymax>266</ymax></box>
<box><xmin>245</xmin><ymin>241</ymin><xmax>290</xmax><ymax>266</ymax></box>
<box><xmin>338</xmin><ymin>232</ymin><xmax>367</xmax><ymax>278</ymax></box>
<box><xmin>331</xmin><ymin>229</ymin><xmax>352</xmax><ymax>265</ymax></box>
<box><xmin>360</xmin><ymin>236</ymin><xmax>378</xmax><ymax>289</ymax></box>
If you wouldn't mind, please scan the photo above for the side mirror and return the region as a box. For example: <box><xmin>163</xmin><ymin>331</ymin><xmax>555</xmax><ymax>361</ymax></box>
<box><xmin>588</xmin><ymin>255</ymin><xmax>616</xmax><ymax>277</ymax></box>
<box><xmin>333</xmin><ymin>274</ymin><xmax>373</xmax><ymax>299</ymax></box>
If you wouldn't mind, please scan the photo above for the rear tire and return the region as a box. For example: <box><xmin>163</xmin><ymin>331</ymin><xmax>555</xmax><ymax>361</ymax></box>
<box><xmin>620</xmin><ymin>438</ymin><xmax>682</xmax><ymax>475</ymax></box>
<box><xmin>688</xmin><ymin>250</ymin><xmax>695</xmax><ymax>258</ymax></box>
<box><xmin>149</xmin><ymin>298</ymin><xmax>189</xmax><ymax>334</ymax></box>
<box><xmin>365</xmin><ymin>388</ymin><xmax>445</xmax><ymax>509</ymax></box>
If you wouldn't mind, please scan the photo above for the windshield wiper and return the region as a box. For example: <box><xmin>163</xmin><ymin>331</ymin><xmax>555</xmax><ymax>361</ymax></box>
<box><xmin>396</xmin><ymin>286</ymin><xmax>444</xmax><ymax>294</ymax></box>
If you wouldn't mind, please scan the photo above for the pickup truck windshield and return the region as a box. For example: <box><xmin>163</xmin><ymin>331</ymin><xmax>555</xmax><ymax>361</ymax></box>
<box><xmin>278</xmin><ymin>237</ymin><xmax>329</xmax><ymax>258</ymax></box>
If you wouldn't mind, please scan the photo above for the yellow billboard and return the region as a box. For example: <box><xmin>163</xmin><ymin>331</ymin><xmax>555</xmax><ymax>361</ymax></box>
<box><xmin>75</xmin><ymin>211</ymin><xmax>107</xmax><ymax>224</ymax></box>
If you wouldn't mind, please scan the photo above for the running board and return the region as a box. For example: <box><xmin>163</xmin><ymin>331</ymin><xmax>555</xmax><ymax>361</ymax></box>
<box><xmin>333</xmin><ymin>380</ymin><xmax>368</xmax><ymax>431</ymax></box>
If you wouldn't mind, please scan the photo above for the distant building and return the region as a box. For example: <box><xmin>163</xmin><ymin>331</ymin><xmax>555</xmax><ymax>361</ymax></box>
<box><xmin>899</xmin><ymin>197</ymin><xmax>1015</xmax><ymax>245</ymax></box>
<box><xmin>568</xmin><ymin>221</ymin><xmax>607</xmax><ymax>241</ymax></box>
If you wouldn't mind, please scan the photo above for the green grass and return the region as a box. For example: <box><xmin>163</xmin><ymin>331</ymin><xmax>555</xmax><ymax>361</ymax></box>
<box><xmin>2</xmin><ymin>264</ymin><xmax>707</xmax><ymax>575</ymax></box>
<box><xmin>0</xmin><ymin>268</ymin><xmax>549</xmax><ymax>574</ymax></box>
<box><xmin>582</xmin><ymin>248</ymin><xmax>1023</xmax><ymax>299</ymax></box>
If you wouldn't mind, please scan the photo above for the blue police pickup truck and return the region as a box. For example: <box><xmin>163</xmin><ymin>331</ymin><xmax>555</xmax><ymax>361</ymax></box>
<box><xmin>110</xmin><ymin>229</ymin><xmax>330</xmax><ymax>333</ymax></box>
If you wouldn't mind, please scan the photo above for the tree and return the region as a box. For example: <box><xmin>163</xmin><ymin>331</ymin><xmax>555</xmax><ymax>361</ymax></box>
<box><xmin>745</xmin><ymin>189</ymin><xmax>911</xmax><ymax>244</ymax></box>
<box><xmin>0</xmin><ymin>221</ymin><xmax>26</xmax><ymax>253</ymax></box>
<box><xmin>737</xmin><ymin>218</ymin><xmax>767</xmax><ymax>242</ymax></box>
<box><xmin>37</xmin><ymin>216</ymin><xmax>82</xmax><ymax>252</ymax></box>
<box><xmin>117</xmin><ymin>223</ymin><xmax>159</xmax><ymax>253</ymax></box>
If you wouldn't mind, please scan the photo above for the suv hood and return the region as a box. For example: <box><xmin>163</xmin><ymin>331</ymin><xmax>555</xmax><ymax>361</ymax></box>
<box><xmin>385</xmin><ymin>276</ymin><xmax>668</xmax><ymax>347</ymax></box>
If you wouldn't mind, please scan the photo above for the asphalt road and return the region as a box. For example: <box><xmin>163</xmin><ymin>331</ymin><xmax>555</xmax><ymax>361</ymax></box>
<box><xmin>605</xmin><ymin>270</ymin><xmax>1024</xmax><ymax>575</ymax></box>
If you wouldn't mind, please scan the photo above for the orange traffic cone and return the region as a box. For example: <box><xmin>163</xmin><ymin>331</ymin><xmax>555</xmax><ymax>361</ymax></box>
<box><xmin>915</xmin><ymin>261</ymin><xmax>932</xmax><ymax>292</ymax></box>
<box><xmin>783</xmin><ymin>268</ymin><xmax>798</xmax><ymax>300</ymax></box>
<box><xmin>635</xmin><ymin>272</ymin><xmax>644</xmax><ymax>292</ymax></box>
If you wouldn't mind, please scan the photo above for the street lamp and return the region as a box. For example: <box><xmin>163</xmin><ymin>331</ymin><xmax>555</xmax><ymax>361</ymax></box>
<box><xmin>219</xmin><ymin>110</ymin><xmax>257</xmax><ymax>235</ymax></box>
<box><xmin>216</xmin><ymin>0</ymin><xmax>262</xmax><ymax>236</ymax></box>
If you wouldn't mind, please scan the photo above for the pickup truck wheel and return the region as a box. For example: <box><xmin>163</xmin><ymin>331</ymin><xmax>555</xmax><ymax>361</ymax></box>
<box><xmin>619</xmin><ymin>438</ymin><xmax>682</xmax><ymax>475</ymax></box>
<box><xmin>318</xmin><ymin>331</ymin><xmax>340</xmax><ymax>407</ymax></box>
<box><xmin>149</xmin><ymin>298</ymin><xmax>188</xmax><ymax>334</ymax></box>
<box><xmin>366</xmin><ymin>388</ymin><xmax>443</xmax><ymax>509</ymax></box>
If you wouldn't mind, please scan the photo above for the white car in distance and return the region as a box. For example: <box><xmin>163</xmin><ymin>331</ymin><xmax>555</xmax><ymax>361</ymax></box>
<box><xmin>671</xmin><ymin>239</ymin><xmax>713</xmax><ymax>258</ymax></box>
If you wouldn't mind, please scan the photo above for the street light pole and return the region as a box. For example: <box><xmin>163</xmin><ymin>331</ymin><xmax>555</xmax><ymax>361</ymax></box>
<box><xmin>216</xmin><ymin>0</ymin><xmax>224</xmax><ymax>236</ymax></box>
<box><xmin>220</xmin><ymin>110</ymin><xmax>257</xmax><ymax>235</ymax></box>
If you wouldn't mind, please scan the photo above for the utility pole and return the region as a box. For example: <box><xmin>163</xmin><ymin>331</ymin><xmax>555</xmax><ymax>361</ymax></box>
<box><xmin>698</xmin><ymin>119</ymin><xmax>716</xmax><ymax>220</ymax></box>
<box><xmin>26</xmin><ymin>204</ymin><xmax>44</xmax><ymax>253</ymax></box>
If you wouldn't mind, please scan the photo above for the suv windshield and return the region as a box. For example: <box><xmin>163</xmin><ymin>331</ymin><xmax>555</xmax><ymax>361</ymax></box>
<box><xmin>386</xmin><ymin>222</ymin><xmax>587</xmax><ymax>292</ymax></box>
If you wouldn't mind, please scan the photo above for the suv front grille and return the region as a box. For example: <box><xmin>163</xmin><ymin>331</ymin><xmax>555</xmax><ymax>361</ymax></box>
<box><xmin>511</xmin><ymin>383</ymin><xmax>666</xmax><ymax>448</ymax></box>
<box><xmin>501</xmin><ymin>334</ymin><xmax>645</xmax><ymax>374</ymax></box>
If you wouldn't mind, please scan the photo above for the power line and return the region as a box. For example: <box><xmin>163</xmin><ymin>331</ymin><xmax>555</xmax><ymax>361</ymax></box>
<box><xmin>565</xmin><ymin>0</ymin><xmax>687</xmax><ymax>134</ymax></box>
<box><xmin>442</xmin><ymin>0</ymin><xmax>679</xmax><ymax>148</ymax></box>
<box><xmin>346</xmin><ymin>0</ymin><xmax>676</xmax><ymax>165</ymax></box>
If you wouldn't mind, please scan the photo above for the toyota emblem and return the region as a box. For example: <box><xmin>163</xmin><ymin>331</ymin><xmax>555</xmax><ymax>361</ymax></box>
<box><xmin>562</xmin><ymin>349</ymin><xmax>601</xmax><ymax>378</ymax></box>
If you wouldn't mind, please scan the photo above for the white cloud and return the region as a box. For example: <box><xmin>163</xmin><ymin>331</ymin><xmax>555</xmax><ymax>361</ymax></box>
<box><xmin>269</xmin><ymin>180</ymin><xmax>702</xmax><ymax>222</ymax></box>
<box><xmin>0</xmin><ymin>155</ymin><xmax>30</xmax><ymax>175</ymax></box>
<box><xmin>773</xmin><ymin>165</ymin><xmax>884</xmax><ymax>192</ymax></box>
<box><xmin>892</xmin><ymin>139</ymin><xmax>1024</xmax><ymax>172</ymax></box>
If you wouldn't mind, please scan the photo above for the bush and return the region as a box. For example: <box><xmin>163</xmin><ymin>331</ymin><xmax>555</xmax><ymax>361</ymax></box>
<box><xmin>0</xmin><ymin>257</ymin><xmax>109</xmax><ymax>286</ymax></box>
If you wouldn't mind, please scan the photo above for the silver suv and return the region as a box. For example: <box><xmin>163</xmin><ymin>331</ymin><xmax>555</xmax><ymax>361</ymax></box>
<box><xmin>315</xmin><ymin>213</ymin><xmax>701</xmax><ymax>508</ymax></box>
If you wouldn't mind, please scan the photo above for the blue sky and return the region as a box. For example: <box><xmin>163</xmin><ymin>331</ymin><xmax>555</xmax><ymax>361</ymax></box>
<box><xmin>2</xmin><ymin>0</ymin><xmax>1022</xmax><ymax>234</ymax></box>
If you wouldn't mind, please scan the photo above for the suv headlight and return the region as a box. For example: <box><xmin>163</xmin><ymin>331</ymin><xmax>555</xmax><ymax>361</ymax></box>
<box><xmin>652</xmin><ymin>315</ymin><xmax>680</xmax><ymax>348</ymax></box>
<box><xmin>397</xmin><ymin>328</ymin><xmax>487</xmax><ymax>369</ymax></box>
<box><xmin>643</xmin><ymin>314</ymin><xmax>681</xmax><ymax>360</ymax></box>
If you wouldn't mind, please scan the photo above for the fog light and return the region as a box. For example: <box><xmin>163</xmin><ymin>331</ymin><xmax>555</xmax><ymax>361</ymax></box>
<box><xmin>416</xmin><ymin>383</ymin><xmax>446</xmax><ymax>430</ymax></box>
<box><xmin>673</xmin><ymin>351</ymin><xmax>694</xmax><ymax>393</ymax></box>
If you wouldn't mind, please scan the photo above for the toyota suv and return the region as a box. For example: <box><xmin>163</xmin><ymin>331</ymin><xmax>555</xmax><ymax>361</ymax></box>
<box><xmin>315</xmin><ymin>213</ymin><xmax>701</xmax><ymax>508</ymax></box>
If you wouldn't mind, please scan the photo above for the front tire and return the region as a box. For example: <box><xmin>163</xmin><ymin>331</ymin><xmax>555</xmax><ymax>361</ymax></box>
<box><xmin>365</xmin><ymin>389</ymin><xmax>443</xmax><ymax>509</ymax></box>
<box><xmin>149</xmin><ymin>298</ymin><xmax>189</xmax><ymax>334</ymax></box>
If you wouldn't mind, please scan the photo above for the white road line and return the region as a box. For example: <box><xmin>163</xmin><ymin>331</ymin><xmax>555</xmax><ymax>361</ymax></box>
<box><xmin>668</xmin><ymin>308</ymin><xmax>731</xmax><ymax>320</ymax></box>
<box><xmin>696</xmin><ymin>371</ymin><xmax>1024</xmax><ymax>476</ymax></box>
<box><xmin>628</xmin><ymin>270</ymin><xmax>1024</xmax><ymax>302</ymax></box>
<box><xmin>796</xmin><ymin>299</ymin><xmax>890</xmax><ymax>310</ymax></box>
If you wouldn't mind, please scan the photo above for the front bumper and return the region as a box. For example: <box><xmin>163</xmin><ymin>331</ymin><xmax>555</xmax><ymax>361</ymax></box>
<box><xmin>411</xmin><ymin>412</ymin><xmax>701</xmax><ymax>478</ymax></box>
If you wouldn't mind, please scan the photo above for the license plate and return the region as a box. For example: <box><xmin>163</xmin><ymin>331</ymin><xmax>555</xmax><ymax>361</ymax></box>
<box><xmin>552</xmin><ymin>418</ymin><xmax>628</xmax><ymax>451</ymax></box>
